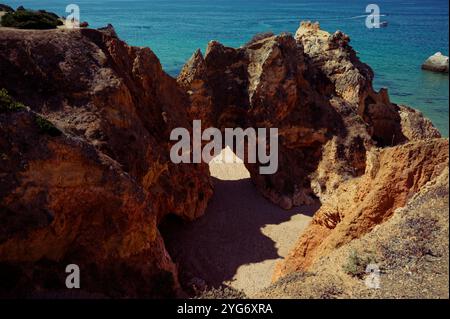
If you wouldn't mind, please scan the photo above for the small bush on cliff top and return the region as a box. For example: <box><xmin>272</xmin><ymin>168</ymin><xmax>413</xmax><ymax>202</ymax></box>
<box><xmin>343</xmin><ymin>249</ymin><xmax>377</xmax><ymax>279</ymax></box>
<box><xmin>35</xmin><ymin>116</ymin><xmax>61</xmax><ymax>137</ymax></box>
<box><xmin>1</xmin><ymin>7</ymin><xmax>63</xmax><ymax>29</ymax></box>
<box><xmin>0</xmin><ymin>4</ymin><xmax>14</xmax><ymax>12</ymax></box>
<box><xmin>0</xmin><ymin>88</ymin><xmax>26</xmax><ymax>113</ymax></box>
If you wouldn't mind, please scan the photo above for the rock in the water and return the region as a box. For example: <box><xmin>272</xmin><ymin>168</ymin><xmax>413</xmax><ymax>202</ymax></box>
<box><xmin>422</xmin><ymin>52</ymin><xmax>449</xmax><ymax>73</ymax></box>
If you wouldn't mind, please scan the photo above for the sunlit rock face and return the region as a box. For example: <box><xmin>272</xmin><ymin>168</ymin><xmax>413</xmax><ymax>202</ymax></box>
<box><xmin>177</xmin><ymin>22</ymin><xmax>447</xmax><ymax>293</ymax></box>
<box><xmin>295</xmin><ymin>21</ymin><xmax>440</xmax><ymax>145</ymax></box>
<box><xmin>0</xmin><ymin>20</ymin><xmax>445</xmax><ymax>299</ymax></box>
<box><xmin>178</xmin><ymin>22</ymin><xmax>439</xmax><ymax>209</ymax></box>
<box><xmin>273</xmin><ymin>138</ymin><xmax>449</xmax><ymax>281</ymax></box>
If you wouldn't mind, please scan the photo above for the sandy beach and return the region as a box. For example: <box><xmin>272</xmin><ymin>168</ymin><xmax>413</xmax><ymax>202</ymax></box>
<box><xmin>161</xmin><ymin>147</ymin><xmax>316</xmax><ymax>297</ymax></box>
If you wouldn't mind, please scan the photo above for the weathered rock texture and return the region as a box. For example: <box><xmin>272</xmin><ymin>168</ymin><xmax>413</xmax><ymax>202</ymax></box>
<box><xmin>266</xmin><ymin>23</ymin><xmax>447</xmax><ymax>284</ymax></box>
<box><xmin>0</xmin><ymin>20</ymin><xmax>446</xmax><ymax>299</ymax></box>
<box><xmin>178</xmin><ymin>21</ymin><xmax>440</xmax><ymax>208</ymax></box>
<box><xmin>259</xmin><ymin>166</ymin><xmax>449</xmax><ymax>299</ymax></box>
<box><xmin>398</xmin><ymin>105</ymin><xmax>441</xmax><ymax>141</ymax></box>
<box><xmin>294</xmin><ymin>21</ymin><xmax>430</xmax><ymax>146</ymax></box>
<box><xmin>273</xmin><ymin>138</ymin><xmax>449</xmax><ymax>280</ymax></box>
<box><xmin>421</xmin><ymin>52</ymin><xmax>449</xmax><ymax>73</ymax></box>
<box><xmin>0</xmin><ymin>27</ymin><xmax>212</xmax><ymax>297</ymax></box>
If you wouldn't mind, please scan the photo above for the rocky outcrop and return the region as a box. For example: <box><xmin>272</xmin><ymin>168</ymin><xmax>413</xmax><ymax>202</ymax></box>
<box><xmin>0</xmin><ymin>19</ymin><xmax>446</xmax><ymax>299</ymax></box>
<box><xmin>295</xmin><ymin>21</ymin><xmax>419</xmax><ymax>146</ymax></box>
<box><xmin>422</xmin><ymin>52</ymin><xmax>449</xmax><ymax>73</ymax></box>
<box><xmin>260</xmin><ymin>166</ymin><xmax>449</xmax><ymax>298</ymax></box>
<box><xmin>179</xmin><ymin>32</ymin><xmax>376</xmax><ymax>208</ymax></box>
<box><xmin>0</xmin><ymin>27</ymin><xmax>212</xmax><ymax>297</ymax></box>
<box><xmin>398</xmin><ymin>105</ymin><xmax>441</xmax><ymax>140</ymax></box>
<box><xmin>295</xmin><ymin>21</ymin><xmax>371</xmax><ymax>107</ymax></box>
<box><xmin>178</xmin><ymin>22</ymin><xmax>440</xmax><ymax>208</ymax></box>
<box><xmin>0</xmin><ymin>109</ymin><xmax>177</xmax><ymax>298</ymax></box>
<box><xmin>273</xmin><ymin>138</ymin><xmax>449</xmax><ymax>280</ymax></box>
<box><xmin>268</xmin><ymin>24</ymin><xmax>446</xmax><ymax>281</ymax></box>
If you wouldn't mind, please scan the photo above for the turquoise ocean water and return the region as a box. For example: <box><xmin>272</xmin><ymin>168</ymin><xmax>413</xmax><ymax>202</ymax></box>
<box><xmin>3</xmin><ymin>0</ymin><xmax>449</xmax><ymax>135</ymax></box>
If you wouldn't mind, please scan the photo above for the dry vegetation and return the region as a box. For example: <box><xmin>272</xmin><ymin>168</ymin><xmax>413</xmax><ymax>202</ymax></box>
<box><xmin>257</xmin><ymin>168</ymin><xmax>449</xmax><ymax>299</ymax></box>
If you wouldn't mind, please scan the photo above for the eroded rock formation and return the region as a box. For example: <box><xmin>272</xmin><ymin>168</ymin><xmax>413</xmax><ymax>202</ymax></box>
<box><xmin>0</xmin><ymin>27</ymin><xmax>212</xmax><ymax>297</ymax></box>
<box><xmin>296</xmin><ymin>22</ymin><xmax>442</xmax><ymax>143</ymax></box>
<box><xmin>267</xmin><ymin>25</ymin><xmax>446</xmax><ymax>283</ymax></box>
<box><xmin>422</xmin><ymin>52</ymin><xmax>449</xmax><ymax>73</ymax></box>
<box><xmin>273</xmin><ymin>138</ymin><xmax>449</xmax><ymax>280</ymax></box>
<box><xmin>0</xmin><ymin>20</ymin><xmax>447</xmax><ymax>298</ymax></box>
<box><xmin>259</xmin><ymin>166</ymin><xmax>449</xmax><ymax>298</ymax></box>
<box><xmin>178</xmin><ymin>21</ymin><xmax>440</xmax><ymax>208</ymax></box>
<box><xmin>177</xmin><ymin>21</ymin><xmax>447</xmax><ymax>289</ymax></box>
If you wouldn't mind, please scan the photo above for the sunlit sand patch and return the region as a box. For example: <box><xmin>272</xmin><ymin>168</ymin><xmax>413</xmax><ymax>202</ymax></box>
<box><xmin>224</xmin><ymin>212</ymin><xmax>313</xmax><ymax>297</ymax></box>
<box><xmin>209</xmin><ymin>146</ymin><xmax>250</xmax><ymax>180</ymax></box>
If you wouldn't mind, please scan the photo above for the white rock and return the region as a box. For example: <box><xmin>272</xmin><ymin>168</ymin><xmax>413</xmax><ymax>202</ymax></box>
<box><xmin>422</xmin><ymin>52</ymin><xmax>449</xmax><ymax>73</ymax></box>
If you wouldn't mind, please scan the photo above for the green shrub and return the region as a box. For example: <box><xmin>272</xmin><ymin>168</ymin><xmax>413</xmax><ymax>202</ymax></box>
<box><xmin>35</xmin><ymin>116</ymin><xmax>61</xmax><ymax>137</ymax></box>
<box><xmin>0</xmin><ymin>88</ymin><xmax>26</xmax><ymax>113</ymax></box>
<box><xmin>0</xmin><ymin>4</ymin><xmax>14</xmax><ymax>13</ymax></box>
<box><xmin>343</xmin><ymin>249</ymin><xmax>377</xmax><ymax>278</ymax></box>
<box><xmin>1</xmin><ymin>8</ymin><xmax>63</xmax><ymax>29</ymax></box>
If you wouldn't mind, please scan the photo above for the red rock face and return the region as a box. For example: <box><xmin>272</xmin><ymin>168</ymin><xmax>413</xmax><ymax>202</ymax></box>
<box><xmin>178</xmin><ymin>23</ymin><xmax>439</xmax><ymax>208</ymax></box>
<box><xmin>273</xmin><ymin>138</ymin><xmax>449</xmax><ymax>281</ymax></box>
<box><xmin>0</xmin><ymin>27</ymin><xmax>212</xmax><ymax>297</ymax></box>
<box><xmin>0</xmin><ymin>21</ymin><xmax>444</xmax><ymax>298</ymax></box>
<box><xmin>295</xmin><ymin>21</ymin><xmax>440</xmax><ymax>145</ymax></box>
<box><xmin>178</xmin><ymin>33</ymin><xmax>370</xmax><ymax>208</ymax></box>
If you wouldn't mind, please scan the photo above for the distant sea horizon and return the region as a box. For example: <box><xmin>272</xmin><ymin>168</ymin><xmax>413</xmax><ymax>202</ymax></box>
<box><xmin>2</xmin><ymin>0</ymin><xmax>449</xmax><ymax>136</ymax></box>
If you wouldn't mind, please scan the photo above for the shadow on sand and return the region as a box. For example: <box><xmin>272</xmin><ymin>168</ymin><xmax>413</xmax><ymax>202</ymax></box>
<box><xmin>160</xmin><ymin>177</ymin><xmax>319</xmax><ymax>293</ymax></box>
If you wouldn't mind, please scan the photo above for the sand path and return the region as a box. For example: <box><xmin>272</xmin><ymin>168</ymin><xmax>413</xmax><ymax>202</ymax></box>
<box><xmin>161</xmin><ymin>147</ymin><xmax>316</xmax><ymax>297</ymax></box>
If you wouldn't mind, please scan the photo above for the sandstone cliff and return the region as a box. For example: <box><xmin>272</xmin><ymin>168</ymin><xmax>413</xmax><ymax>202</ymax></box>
<box><xmin>266</xmin><ymin>25</ymin><xmax>447</xmax><ymax>287</ymax></box>
<box><xmin>0</xmin><ymin>27</ymin><xmax>212</xmax><ymax>297</ymax></box>
<box><xmin>273</xmin><ymin>138</ymin><xmax>449</xmax><ymax>280</ymax></box>
<box><xmin>177</xmin><ymin>21</ymin><xmax>447</xmax><ymax>297</ymax></box>
<box><xmin>260</xmin><ymin>165</ymin><xmax>449</xmax><ymax>298</ymax></box>
<box><xmin>0</xmin><ymin>20</ymin><xmax>447</xmax><ymax>299</ymax></box>
<box><xmin>178</xmin><ymin>21</ymin><xmax>440</xmax><ymax>208</ymax></box>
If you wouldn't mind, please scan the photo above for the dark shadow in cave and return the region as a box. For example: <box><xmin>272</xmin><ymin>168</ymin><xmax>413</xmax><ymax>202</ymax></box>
<box><xmin>159</xmin><ymin>176</ymin><xmax>319</xmax><ymax>292</ymax></box>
